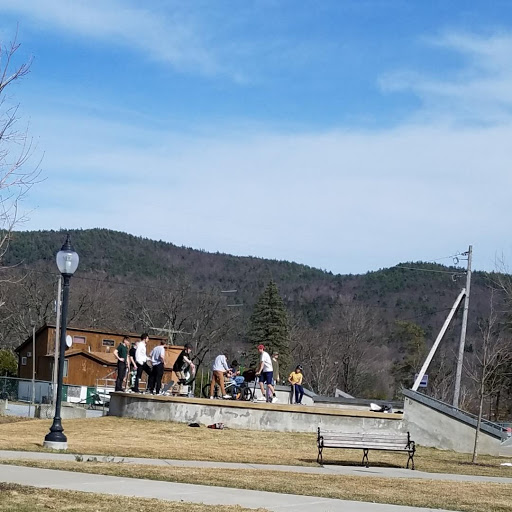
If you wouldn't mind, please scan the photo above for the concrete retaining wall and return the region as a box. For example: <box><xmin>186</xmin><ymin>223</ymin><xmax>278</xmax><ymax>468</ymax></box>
<box><xmin>109</xmin><ymin>393</ymin><xmax>404</xmax><ymax>434</ymax></box>
<box><xmin>35</xmin><ymin>404</ymin><xmax>87</xmax><ymax>419</ymax></box>
<box><xmin>403</xmin><ymin>395</ymin><xmax>501</xmax><ymax>456</ymax></box>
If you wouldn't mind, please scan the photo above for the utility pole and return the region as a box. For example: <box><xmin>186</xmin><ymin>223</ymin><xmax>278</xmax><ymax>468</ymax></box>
<box><xmin>52</xmin><ymin>276</ymin><xmax>62</xmax><ymax>405</ymax></box>
<box><xmin>30</xmin><ymin>325</ymin><xmax>35</xmax><ymax>414</ymax></box>
<box><xmin>453</xmin><ymin>245</ymin><xmax>473</xmax><ymax>408</ymax></box>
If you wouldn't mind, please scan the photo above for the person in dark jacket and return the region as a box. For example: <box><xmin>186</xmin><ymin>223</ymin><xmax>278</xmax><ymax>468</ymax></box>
<box><xmin>173</xmin><ymin>343</ymin><xmax>195</xmax><ymax>394</ymax></box>
<box><xmin>114</xmin><ymin>336</ymin><xmax>130</xmax><ymax>391</ymax></box>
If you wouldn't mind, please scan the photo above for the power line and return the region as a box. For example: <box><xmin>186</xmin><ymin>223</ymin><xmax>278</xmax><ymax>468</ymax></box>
<box><xmin>428</xmin><ymin>253</ymin><xmax>463</xmax><ymax>263</ymax></box>
<box><xmin>6</xmin><ymin>267</ymin><xmax>230</xmax><ymax>295</ymax></box>
<box><xmin>2</xmin><ymin>267</ymin><xmax>461</xmax><ymax>318</ymax></box>
<box><xmin>394</xmin><ymin>265</ymin><xmax>465</xmax><ymax>276</ymax></box>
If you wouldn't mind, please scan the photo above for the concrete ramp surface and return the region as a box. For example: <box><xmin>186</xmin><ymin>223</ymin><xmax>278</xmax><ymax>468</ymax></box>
<box><xmin>403</xmin><ymin>390</ymin><xmax>507</xmax><ymax>456</ymax></box>
<box><xmin>500</xmin><ymin>435</ymin><xmax>512</xmax><ymax>457</ymax></box>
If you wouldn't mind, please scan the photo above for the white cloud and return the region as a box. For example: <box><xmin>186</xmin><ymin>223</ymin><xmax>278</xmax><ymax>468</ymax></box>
<box><xmin>0</xmin><ymin>0</ymin><xmax>221</xmax><ymax>76</ymax></box>
<box><xmin>380</xmin><ymin>31</ymin><xmax>512</xmax><ymax>123</ymax></box>
<box><xmin>22</xmin><ymin>104</ymin><xmax>512</xmax><ymax>274</ymax></box>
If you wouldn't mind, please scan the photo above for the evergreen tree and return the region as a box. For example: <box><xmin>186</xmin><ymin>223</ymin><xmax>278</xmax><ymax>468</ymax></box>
<box><xmin>248</xmin><ymin>280</ymin><xmax>290</xmax><ymax>371</ymax></box>
<box><xmin>0</xmin><ymin>349</ymin><xmax>17</xmax><ymax>376</ymax></box>
<box><xmin>390</xmin><ymin>321</ymin><xmax>427</xmax><ymax>394</ymax></box>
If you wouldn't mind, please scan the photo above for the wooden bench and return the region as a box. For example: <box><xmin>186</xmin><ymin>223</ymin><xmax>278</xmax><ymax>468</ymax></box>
<box><xmin>317</xmin><ymin>428</ymin><xmax>416</xmax><ymax>469</ymax></box>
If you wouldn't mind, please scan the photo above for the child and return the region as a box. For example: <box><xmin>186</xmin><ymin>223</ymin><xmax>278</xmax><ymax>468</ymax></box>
<box><xmin>288</xmin><ymin>365</ymin><xmax>304</xmax><ymax>405</ymax></box>
<box><xmin>230</xmin><ymin>360</ymin><xmax>245</xmax><ymax>386</ymax></box>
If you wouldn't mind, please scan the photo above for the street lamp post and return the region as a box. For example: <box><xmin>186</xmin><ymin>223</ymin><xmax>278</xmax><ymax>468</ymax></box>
<box><xmin>43</xmin><ymin>234</ymin><xmax>79</xmax><ymax>450</ymax></box>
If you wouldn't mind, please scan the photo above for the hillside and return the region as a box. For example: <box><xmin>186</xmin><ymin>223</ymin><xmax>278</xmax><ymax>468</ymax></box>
<box><xmin>1</xmin><ymin>228</ymin><xmax>491</xmax><ymax>330</ymax></box>
<box><xmin>0</xmin><ymin>228</ymin><xmax>502</xmax><ymax>402</ymax></box>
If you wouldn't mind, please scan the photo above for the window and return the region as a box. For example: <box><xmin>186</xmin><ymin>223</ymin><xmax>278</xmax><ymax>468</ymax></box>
<box><xmin>102</xmin><ymin>339</ymin><xmax>115</xmax><ymax>347</ymax></box>
<box><xmin>73</xmin><ymin>336</ymin><xmax>86</xmax><ymax>344</ymax></box>
<box><xmin>63</xmin><ymin>360</ymin><xmax>69</xmax><ymax>377</ymax></box>
<box><xmin>21</xmin><ymin>357</ymin><xmax>27</xmax><ymax>366</ymax></box>
<box><xmin>27</xmin><ymin>352</ymin><xmax>32</xmax><ymax>358</ymax></box>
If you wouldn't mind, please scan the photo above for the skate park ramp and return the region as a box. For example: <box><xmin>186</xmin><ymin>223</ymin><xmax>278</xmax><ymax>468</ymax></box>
<box><xmin>500</xmin><ymin>435</ymin><xmax>512</xmax><ymax>457</ymax></box>
<box><xmin>109</xmin><ymin>392</ymin><xmax>404</xmax><ymax>433</ymax></box>
<box><xmin>403</xmin><ymin>389</ymin><xmax>509</xmax><ymax>456</ymax></box>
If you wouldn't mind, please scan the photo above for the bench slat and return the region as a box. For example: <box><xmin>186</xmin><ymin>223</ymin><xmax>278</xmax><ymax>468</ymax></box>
<box><xmin>322</xmin><ymin>440</ymin><xmax>408</xmax><ymax>445</ymax></box>
<box><xmin>323</xmin><ymin>437</ymin><xmax>407</xmax><ymax>440</ymax></box>
<box><xmin>323</xmin><ymin>444</ymin><xmax>409</xmax><ymax>451</ymax></box>
<box><xmin>321</xmin><ymin>436</ymin><xmax>407</xmax><ymax>441</ymax></box>
<box><xmin>322</xmin><ymin>436</ymin><xmax>408</xmax><ymax>442</ymax></box>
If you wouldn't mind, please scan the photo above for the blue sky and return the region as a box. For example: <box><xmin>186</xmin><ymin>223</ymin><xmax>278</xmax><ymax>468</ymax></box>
<box><xmin>1</xmin><ymin>1</ymin><xmax>512</xmax><ymax>274</ymax></box>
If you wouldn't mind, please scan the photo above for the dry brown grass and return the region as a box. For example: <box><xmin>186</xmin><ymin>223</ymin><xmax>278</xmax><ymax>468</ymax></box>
<box><xmin>2</xmin><ymin>459</ymin><xmax>512</xmax><ymax>512</ymax></box>
<box><xmin>0</xmin><ymin>483</ymin><xmax>267</xmax><ymax>512</ymax></box>
<box><xmin>0</xmin><ymin>416</ymin><xmax>511</xmax><ymax>478</ymax></box>
<box><xmin>0</xmin><ymin>416</ymin><xmax>34</xmax><ymax>425</ymax></box>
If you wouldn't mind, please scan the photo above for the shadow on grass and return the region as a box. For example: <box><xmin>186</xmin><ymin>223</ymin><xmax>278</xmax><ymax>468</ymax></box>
<box><xmin>299</xmin><ymin>458</ymin><xmax>404</xmax><ymax>469</ymax></box>
<box><xmin>459</xmin><ymin>461</ymin><xmax>500</xmax><ymax>469</ymax></box>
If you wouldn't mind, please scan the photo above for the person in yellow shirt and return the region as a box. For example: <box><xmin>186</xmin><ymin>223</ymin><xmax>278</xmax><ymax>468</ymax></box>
<box><xmin>288</xmin><ymin>365</ymin><xmax>304</xmax><ymax>405</ymax></box>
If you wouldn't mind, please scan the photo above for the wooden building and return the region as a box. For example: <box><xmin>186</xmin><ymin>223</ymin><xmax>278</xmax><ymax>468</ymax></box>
<box><xmin>15</xmin><ymin>324</ymin><xmax>184</xmax><ymax>388</ymax></box>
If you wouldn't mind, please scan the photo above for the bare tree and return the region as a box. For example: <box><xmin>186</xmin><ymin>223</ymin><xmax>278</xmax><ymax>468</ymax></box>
<box><xmin>124</xmin><ymin>278</ymin><xmax>239</xmax><ymax>372</ymax></box>
<box><xmin>428</xmin><ymin>347</ymin><xmax>455</xmax><ymax>403</ymax></box>
<box><xmin>334</xmin><ymin>303</ymin><xmax>378</xmax><ymax>395</ymax></box>
<box><xmin>292</xmin><ymin>302</ymin><xmax>379</xmax><ymax>396</ymax></box>
<box><xmin>293</xmin><ymin>324</ymin><xmax>340</xmax><ymax>395</ymax></box>
<box><xmin>0</xmin><ymin>269</ymin><xmax>56</xmax><ymax>348</ymax></box>
<box><xmin>0</xmin><ymin>30</ymin><xmax>40</xmax><ymax>263</ymax></box>
<box><xmin>465</xmin><ymin>290</ymin><xmax>512</xmax><ymax>462</ymax></box>
<box><xmin>67</xmin><ymin>276</ymin><xmax>125</xmax><ymax>330</ymax></box>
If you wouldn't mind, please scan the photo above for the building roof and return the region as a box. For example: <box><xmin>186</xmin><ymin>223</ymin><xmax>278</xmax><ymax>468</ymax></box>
<box><xmin>15</xmin><ymin>323</ymin><xmax>167</xmax><ymax>353</ymax></box>
<box><xmin>41</xmin><ymin>349</ymin><xmax>116</xmax><ymax>365</ymax></box>
<box><xmin>43</xmin><ymin>347</ymin><xmax>181</xmax><ymax>370</ymax></box>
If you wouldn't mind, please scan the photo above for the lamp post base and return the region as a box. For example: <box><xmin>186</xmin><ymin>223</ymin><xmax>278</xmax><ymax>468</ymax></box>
<box><xmin>43</xmin><ymin>440</ymin><xmax>68</xmax><ymax>450</ymax></box>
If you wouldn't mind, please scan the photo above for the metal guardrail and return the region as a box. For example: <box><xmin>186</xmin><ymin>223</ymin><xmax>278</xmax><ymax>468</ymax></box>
<box><xmin>313</xmin><ymin>395</ymin><xmax>403</xmax><ymax>409</ymax></box>
<box><xmin>403</xmin><ymin>389</ymin><xmax>508</xmax><ymax>441</ymax></box>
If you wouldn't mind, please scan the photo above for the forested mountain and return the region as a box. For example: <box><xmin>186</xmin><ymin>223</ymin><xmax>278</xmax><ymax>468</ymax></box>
<box><xmin>0</xmin><ymin>228</ymin><xmax>510</xmax><ymax>413</ymax></box>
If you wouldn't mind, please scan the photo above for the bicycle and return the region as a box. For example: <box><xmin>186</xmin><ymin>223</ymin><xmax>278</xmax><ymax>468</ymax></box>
<box><xmin>202</xmin><ymin>377</ymin><xmax>253</xmax><ymax>401</ymax></box>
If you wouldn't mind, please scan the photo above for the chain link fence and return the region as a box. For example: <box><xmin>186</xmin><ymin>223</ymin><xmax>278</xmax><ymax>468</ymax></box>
<box><xmin>0</xmin><ymin>376</ymin><xmax>53</xmax><ymax>403</ymax></box>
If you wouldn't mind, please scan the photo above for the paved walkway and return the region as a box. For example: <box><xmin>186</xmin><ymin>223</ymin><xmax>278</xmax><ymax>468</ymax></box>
<box><xmin>1</xmin><ymin>450</ymin><xmax>511</xmax><ymax>484</ymax></box>
<box><xmin>1</xmin><ymin>464</ymin><xmax>453</xmax><ymax>512</ymax></box>
<box><xmin>2</xmin><ymin>403</ymin><xmax>104</xmax><ymax>418</ymax></box>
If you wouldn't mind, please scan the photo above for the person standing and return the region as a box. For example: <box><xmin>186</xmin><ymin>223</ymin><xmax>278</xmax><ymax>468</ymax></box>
<box><xmin>256</xmin><ymin>344</ymin><xmax>276</xmax><ymax>403</ymax></box>
<box><xmin>271</xmin><ymin>352</ymin><xmax>280</xmax><ymax>385</ymax></box>
<box><xmin>173</xmin><ymin>343</ymin><xmax>195</xmax><ymax>394</ymax></box>
<box><xmin>114</xmin><ymin>336</ymin><xmax>130</xmax><ymax>392</ymax></box>
<box><xmin>128</xmin><ymin>341</ymin><xmax>137</xmax><ymax>392</ymax></box>
<box><xmin>209</xmin><ymin>351</ymin><xmax>231</xmax><ymax>399</ymax></box>
<box><xmin>148</xmin><ymin>340</ymin><xmax>166</xmax><ymax>394</ymax></box>
<box><xmin>288</xmin><ymin>365</ymin><xmax>304</xmax><ymax>405</ymax></box>
<box><xmin>133</xmin><ymin>333</ymin><xmax>152</xmax><ymax>393</ymax></box>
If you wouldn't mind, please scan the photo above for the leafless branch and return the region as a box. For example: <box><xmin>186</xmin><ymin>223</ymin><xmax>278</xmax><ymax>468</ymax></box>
<box><xmin>0</xmin><ymin>30</ymin><xmax>41</xmax><ymax>267</ymax></box>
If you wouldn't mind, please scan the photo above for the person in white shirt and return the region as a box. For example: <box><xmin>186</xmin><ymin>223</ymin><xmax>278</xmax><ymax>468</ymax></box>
<box><xmin>133</xmin><ymin>333</ymin><xmax>152</xmax><ymax>393</ymax></box>
<box><xmin>209</xmin><ymin>352</ymin><xmax>232</xmax><ymax>399</ymax></box>
<box><xmin>255</xmin><ymin>344</ymin><xmax>277</xmax><ymax>403</ymax></box>
<box><xmin>148</xmin><ymin>340</ymin><xmax>166</xmax><ymax>394</ymax></box>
